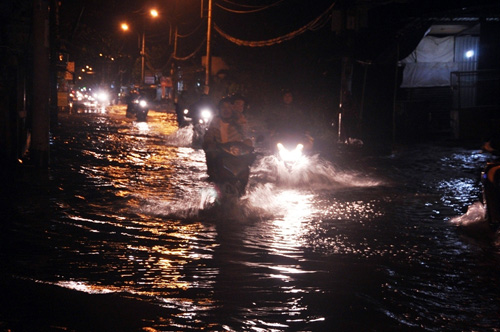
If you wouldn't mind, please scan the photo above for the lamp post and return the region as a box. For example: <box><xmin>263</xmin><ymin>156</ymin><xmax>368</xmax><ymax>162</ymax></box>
<box><xmin>121</xmin><ymin>8</ymin><xmax>158</xmax><ymax>85</ymax></box>
<box><xmin>142</xmin><ymin>9</ymin><xmax>158</xmax><ymax>85</ymax></box>
<box><xmin>140</xmin><ymin>29</ymin><xmax>146</xmax><ymax>84</ymax></box>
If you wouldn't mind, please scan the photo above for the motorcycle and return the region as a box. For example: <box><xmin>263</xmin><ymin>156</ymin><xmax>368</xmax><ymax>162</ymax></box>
<box><xmin>212</xmin><ymin>141</ymin><xmax>256</xmax><ymax>204</ymax></box>
<box><xmin>126</xmin><ymin>93</ymin><xmax>149</xmax><ymax>122</ymax></box>
<box><xmin>182</xmin><ymin>98</ymin><xmax>215</xmax><ymax>147</ymax></box>
<box><xmin>272</xmin><ymin>131</ymin><xmax>314</xmax><ymax>171</ymax></box>
<box><xmin>191</xmin><ymin>107</ymin><xmax>214</xmax><ymax>146</ymax></box>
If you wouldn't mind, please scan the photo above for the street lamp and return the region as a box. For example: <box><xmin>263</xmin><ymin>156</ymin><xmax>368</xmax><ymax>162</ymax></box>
<box><xmin>142</xmin><ymin>9</ymin><xmax>159</xmax><ymax>84</ymax></box>
<box><xmin>121</xmin><ymin>8</ymin><xmax>159</xmax><ymax>85</ymax></box>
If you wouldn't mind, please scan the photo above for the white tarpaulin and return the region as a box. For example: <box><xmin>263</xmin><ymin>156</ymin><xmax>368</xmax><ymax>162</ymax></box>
<box><xmin>400</xmin><ymin>36</ymin><xmax>456</xmax><ymax>88</ymax></box>
<box><xmin>401</xmin><ymin>62</ymin><xmax>459</xmax><ymax>87</ymax></box>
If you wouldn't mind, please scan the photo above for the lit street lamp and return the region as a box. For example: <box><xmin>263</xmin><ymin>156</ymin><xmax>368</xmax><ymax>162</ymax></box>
<box><xmin>121</xmin><ymin>8</ymin><xmax>159</xmax><ymax>85</ymax></box>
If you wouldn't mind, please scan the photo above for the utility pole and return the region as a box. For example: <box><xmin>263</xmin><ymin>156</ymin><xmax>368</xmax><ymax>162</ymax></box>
<box><xmin>204</xmin><ymin>0</ymin><xmax>212</xmax><ymax>95</ymax></box>
<box><xmin>173</xmin><ymin>26</ymin><xmax>178</xmax><ymax>58</ymax></box>
<box><xmin>49</xmin><ymin>0</ymin><xmax>59</xmax><ymax>128</ymax></box>
<box><xmin>32</xmin><ymin>0</ymin><xmax>50</xmax><ymax>168</ymax></box>
<box><xmin>141</xmin><ymin>30</ymin><xmax>145</xmax><ymax>85</ymax></box>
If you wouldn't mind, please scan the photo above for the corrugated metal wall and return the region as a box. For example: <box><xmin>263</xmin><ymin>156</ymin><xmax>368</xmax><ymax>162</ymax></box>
<box><xmin>452</xmin><ymin>35</ymin><xmax>479</xmax><ymax>108</ymax></box>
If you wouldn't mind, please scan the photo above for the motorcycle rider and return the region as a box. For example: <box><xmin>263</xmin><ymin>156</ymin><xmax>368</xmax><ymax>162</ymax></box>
<box><xmin>481</xmin><ymin>133</ymin><xmax>500</xmax><ymax>227</ymax></box>
<box><xmin>188</xmin><ymin>93</ymin><xmax>216</xmax><ymax>124</ymax></box>
<box><xmin>230</xmin><ymin>93</ymin><xmax>248</xmax><ymax>127</ymax></box>
<box><xmin>125</xmin><ymin>88</ymin><xmax>139</xmax><ymax>118</ymax></box>
<box><xmin>267</xmin><ymin>89</ymin><xmax>313</xmax><ymax>151</ymax></box>
<box><xmin>203</xmin><ymin>97</ymin><xmax>252</xmax><ymax>179</ymax></box>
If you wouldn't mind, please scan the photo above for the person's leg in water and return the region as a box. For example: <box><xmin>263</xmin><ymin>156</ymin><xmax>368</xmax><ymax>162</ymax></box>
<box><xmin>205</xmin><ymin>150</ymin><xmax>217</xmax><ymax>179</ymax></box>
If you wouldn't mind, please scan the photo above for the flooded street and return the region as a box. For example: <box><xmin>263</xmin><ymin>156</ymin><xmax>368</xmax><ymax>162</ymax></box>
<box><xmin>1</xmin><ymin>106</ymin><xmax>500</xmax><ymax>331</ymax></box>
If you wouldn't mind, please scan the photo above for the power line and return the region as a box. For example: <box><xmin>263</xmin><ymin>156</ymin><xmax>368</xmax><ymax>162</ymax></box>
<box><xmin>220</xmin><ymin>0</ymin><xmax>280</xmax><ymax>9</ymax></box>
<box><xmin>215</xmin><ymin>0</ymin><xmax>284</xmax><ymax>14</ymax></box>
<box><xmin>173</xmin><ymin>38</ymin><xmax>207</xmax><ymax>61</ymax></box>
<box><xmin>214</xmin><ymin>1</ymin><xmax>336</xmax><ymax>47</ymax></box>
<box><xmin>177</xmin><ymin>19</ymin><xmax>206</xmax><ymax>38</ymax></box>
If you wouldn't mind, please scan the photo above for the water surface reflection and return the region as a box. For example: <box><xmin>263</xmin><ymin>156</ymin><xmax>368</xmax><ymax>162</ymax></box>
<box><xmin>2</xmin><ymin>106</ymin><xmax>499</xmax><ymax>331</ymax></box>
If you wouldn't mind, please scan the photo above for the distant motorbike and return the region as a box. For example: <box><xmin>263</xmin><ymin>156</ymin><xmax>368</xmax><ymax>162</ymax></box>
<box><xmin>126</xmin><ymin>94</ymin><xmax>149</xmax><ymax>122</ymax></box>
<box><xmin>182</xmin><ymin>104</ymin><xmax>214</xmax><ymax>146</ymax></box>
<box><xmin>193</xmin><ymin>107</ymin><xmax>214</xmax><ymax>146</ymax></box>
<box><xmin>212</xmin><ymin>141</ymin><xmax>256</xmax><ymax>204</ymax></box>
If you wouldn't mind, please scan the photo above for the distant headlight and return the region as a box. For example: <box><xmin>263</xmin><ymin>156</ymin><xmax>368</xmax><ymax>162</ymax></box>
<box><xmin>95</xmin><ymin>91</ymin><xmax>109</xmax><ymax>103</ymax></box>
<box><xmin>139</xmin><ymin>100</ymin><xmax>148</xmax><ymax>108</ymax></box>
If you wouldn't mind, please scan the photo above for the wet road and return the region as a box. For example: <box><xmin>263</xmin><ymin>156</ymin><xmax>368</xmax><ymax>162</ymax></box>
<box><xmin>1</xmin><ymin>105</ymin><xmax>499</xmax><ymax>331</ymax></box>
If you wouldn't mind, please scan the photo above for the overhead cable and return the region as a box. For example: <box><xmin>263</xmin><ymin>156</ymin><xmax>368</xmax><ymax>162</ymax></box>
<box><xmin>216</xmin><ymin>0</ymin><xmax>284</xmax><ymax>14</ymax></box>
<box><xmin>177</xmin><ymin>19</ymin><xmax>206</xmax><ymax>38</ymax></box>
<box><xmin>309</xmin><ymin>10</ymin><xmax>333</xmax><ymax>31</ymax></box>
<box><xmin>221</xmin><ymin>0</ymin><xmax>278</xmax><ymax>9</ymax></box>
<box><xmin>173</xmin><ymin>38</ymin><xmax>207</xmax><ymax>61</ymax></box>
<box><xmin>214</xmin><ymin>1</ymin><xmax>336</xmax><ymax>47</ymax></box>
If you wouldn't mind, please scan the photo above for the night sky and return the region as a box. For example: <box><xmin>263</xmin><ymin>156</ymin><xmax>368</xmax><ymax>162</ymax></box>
<box><xmin>56</xmin><ymin>0</ymin><xmax>498</xmax><ymax>70</ymax></box>
<box><xmin>54</xmin><ymin>0</ymin><xmax>499</xmax><ymax>112</ymax></box>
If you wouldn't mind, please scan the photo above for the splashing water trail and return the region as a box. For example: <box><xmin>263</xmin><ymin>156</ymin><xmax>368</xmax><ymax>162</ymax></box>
<box><xmin>450</xmin><ymin>202</ymin><xmax>487</xmax><ymax>227</ymax></box>
<box><xmin>251</xmin><ymin>153</ymin><xmax>381</xmax><ymax>189</ymax></box>
<box><xmin>449</xmin><ymin>202</ymin><xmax>500</xmax><ymax>241</ymax></box>
<box><xmin>163</xmin><ymin>124</ymin><xmax>194</xmax><ymax>147</ymax></box>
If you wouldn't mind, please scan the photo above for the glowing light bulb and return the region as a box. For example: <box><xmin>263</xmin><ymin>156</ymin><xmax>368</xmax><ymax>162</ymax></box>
<box><xmin>465</xmin><ymin>50</ymin><xmax>474</xmax><ymax>59</ymax></box>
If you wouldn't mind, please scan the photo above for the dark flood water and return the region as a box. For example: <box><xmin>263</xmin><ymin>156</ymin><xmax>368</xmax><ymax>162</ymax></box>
<box><xmin>1</xmin><ymin>106</ymin><xmax>499</xmax><ymax>331</ymax></box>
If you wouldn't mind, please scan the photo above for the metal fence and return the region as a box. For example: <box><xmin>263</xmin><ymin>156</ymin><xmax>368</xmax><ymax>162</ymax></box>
<box><xmin>451</xmin><ymin>69</ymin><xmax>500</xmax><ymax>110</ymax></box>
<box><xmin>450</xmin><ymin>69</ymin><xmax>500</xmax><ymax>139</ymax></box>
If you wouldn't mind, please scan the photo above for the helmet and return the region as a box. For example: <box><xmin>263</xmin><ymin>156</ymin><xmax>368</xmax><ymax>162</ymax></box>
<box><xmin>218</xmin><ymin>96</ymin><xmax>232</xmax><ymax>109</ymax></box>
<box><xmin>280</xmin><ymin>88</ymin><xmax>292</xmax><ymax>96</ymax></box>
<box><xmin>230</xmin><ymin>93</ymin><xmax>246</xmax><ymax>104</ymax></box>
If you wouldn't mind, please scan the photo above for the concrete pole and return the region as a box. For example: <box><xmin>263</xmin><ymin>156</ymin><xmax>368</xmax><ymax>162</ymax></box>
<box><xmin>204</xmin><ymin>0</ymin><xmax>212</xmax><ymax>94</ymax></box>
<box><xmin>141</xmin><ymin>30</ymin><xmax>145</xmax><ymax>85</ymax></box>
<box><xmin>32</xmin><ymin>0</ymin><xmax>50</xmax><ymax>168</ymax></box>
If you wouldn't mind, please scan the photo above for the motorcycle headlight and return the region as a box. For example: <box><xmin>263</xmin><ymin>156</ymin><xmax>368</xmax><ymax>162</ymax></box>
<box><xmin>139</xmin><ymin>100</ymin><xmax>148</xmax><ymax>108</ymax></box>
<box><xmin>200</xmin><ymin>109</ymin><xmax>212</xmax><ymax>122</ymax></box>
<box><xmin>183</xmin><ymin>108</ymin><xmax>189</xmax><ymax>115</ymax></box>
<box><xmin>277</xmin><ymin>143</ymin><xmax>303</xmax><ymax>162</ymax></box>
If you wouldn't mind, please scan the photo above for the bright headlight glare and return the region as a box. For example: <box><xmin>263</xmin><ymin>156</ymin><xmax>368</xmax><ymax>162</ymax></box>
<box><xmin>278</xmin><ymin>143</ymin><xmax>303</xmax><ymax>162</ymax></box>
<box><xmin>95</xmin><ymin>92</ymin><xmax>109</xmax><ymax>102</ymax></box>
<box><xmin>139</xmin><ymin>100</ymin><xmax>147</xmax><ymax>108</ymax></box>
<box><xmin>183</xmin><ymin>109</ymin><xmax>189</xmax><ymax>114</ymax></box>
<box><xmin>201</xmin><ymin>109</ymin><xmax>212</xmax><ymax>121</ymax></box>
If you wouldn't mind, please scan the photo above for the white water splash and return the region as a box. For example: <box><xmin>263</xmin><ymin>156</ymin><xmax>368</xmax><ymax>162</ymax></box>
<box><xmin>137</xmin><ymin>141</ymin><xmax>383</xmax><ymax>222</ymax></box>
<box><xmin>449</xmin><ymin>202</ymin><xmax>500</xmax><ymax>243</ymax></box>
<box><xmin>449</xmin><ymin>202</ymin><xmax>487</xmax><ymax>227</ymax></box>
<box><xmin>163</xmin><ymin>125</ymin><xmax>194</xmax><ymax>147</ymax></box>
<box><xmin>139</xmin><ymin>185</ymin><xmax>218</xmax><ymax>219</ymax></box>
<box><xmin>251</xmin><ymin>154</ymin><xmax>381</xmax><ymax>189</ymax></box>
